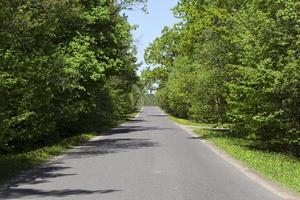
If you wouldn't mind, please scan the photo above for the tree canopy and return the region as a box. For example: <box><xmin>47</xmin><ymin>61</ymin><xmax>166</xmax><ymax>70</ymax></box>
<box><xmin>143</xmin><ymin>0</ymin><xmax>300</xmax><ymax>153</ymax></box>
<box><xmin>0</xmin><ymin>0</ymin><xmax>145</xmax><ymax>152</ymax></box>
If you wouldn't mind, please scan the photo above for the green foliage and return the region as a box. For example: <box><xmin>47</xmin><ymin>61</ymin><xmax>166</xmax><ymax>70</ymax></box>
<box><xmin>226</xmin><ymin>0</ymin><xmax>300</xmax><ymax>145</ymax></box>
<box><xmin>169</xmin><ymin>115</ymin><xmax>219</xmax><ymax>128</ymax></box>
<box><xmin>0</xmin><ymin>0</ymin><xmax>144</xmax><ymax>152</ymax></box>
<box><xmin>144</xmin><ymin>0</ymin><xmax>300</xmax><ymax>151</ymax></box>
<box><xmin>143</xmin><ymin>94</ymin><xmax>157</xmax><ymax>106</ymax></box>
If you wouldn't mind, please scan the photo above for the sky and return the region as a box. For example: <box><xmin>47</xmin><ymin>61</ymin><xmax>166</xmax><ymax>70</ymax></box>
<box><xmin>126</xmin><ymin>0</ymin><xmax>179</xmax><ymax>73</ymax></box>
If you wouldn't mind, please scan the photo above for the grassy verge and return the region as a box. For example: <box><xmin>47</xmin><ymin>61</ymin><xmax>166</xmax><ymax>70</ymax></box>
<box><xmin>196</xmin><ymin>129</ymin><xmax>300</xmax><ymax>193</ymax></box>
<box><xmin>170</xmin><ymin>115</ymin><xmax>300</xmax><ymax>194</ymax></box>
<box><xmin>0</xmin><ymin>110</ymin><xmax>140</xmax><ymax>184</ymax></box>
<box><xmin>168</xmin><ymin>116</ymin><xmax>215</xmax><ymax>127</ymax></box>
<box><xmin>0</xmin><ymin>133</ymin><xmax>95</xmax><ymax>184</ymax></box>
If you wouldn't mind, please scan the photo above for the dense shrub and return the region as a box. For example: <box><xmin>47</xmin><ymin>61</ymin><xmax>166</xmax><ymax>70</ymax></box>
<box><xmin>0</xmin><ymin>0</ymin><xmax>144</xmax><ymax>152</ymax></box>
<box><xmin>143</xmin><ymin>0</ymin><xmax>300</xmax><ymax>149</ymax></box>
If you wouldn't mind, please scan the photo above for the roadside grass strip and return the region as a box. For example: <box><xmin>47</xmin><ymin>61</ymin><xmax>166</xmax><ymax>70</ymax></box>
<box><xmin>168</xmin><ymin>116</ymin><xmax>216</xmax><ymax>127</ymax></box>
<box><xmin>196</xmin><ymin>129</ymin><xmax>300</xmax><ymax>194</ymax></box>
<box><xmin>0</xmin><ymin>133</ymin><xmax>96</xmax><ymax>184</ymax></box>
<box><xmin>168</xmin><ymin>115</ymin><xmax>300</xmax><ymax>194</ymax></box>
<box><xmin>0</xmin><ymin>110</ymin><xmax>140</xmax><ymax>184</ymax></box>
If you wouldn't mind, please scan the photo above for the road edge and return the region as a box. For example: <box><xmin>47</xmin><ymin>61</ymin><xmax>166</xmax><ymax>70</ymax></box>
<box><xmin>0</xmin><ymin>109</ymin><xmax>143</xmax><ymax>189</ymax></box>
<box><xmin>56</xmin><ymin>109</ymin><xmax>143</xmax><ymax>160</ymax></box>
<box><xmin>164</xmin><ymin>110</ymin><xmax>300</xmax><ymax>200</ymax></box>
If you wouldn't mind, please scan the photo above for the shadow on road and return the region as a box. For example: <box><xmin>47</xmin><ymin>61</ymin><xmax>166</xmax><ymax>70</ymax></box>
<box><xmin>0</xmin><ymin>135</ymin><xmax>159</xmax><ymax>199</ymax></box>
<box><xmin>66</xmin><ymin>138</ymin><xmax>159</xmax><ymax>159</ymax></box>
<box><xmin>0</xmin><ymin>111</ymin><xmax>167</xmax><ymax>199</ymax></box>
<box><xmin>0</xmin><ymin>162</ymin><xmax>74</xmax><ymax>188</ymax></box>
<box><xmin>107</xmin><ymin>125</ymin><xmax>171</xmax><ymax>135</ymax></box>
<box><xmin>127</xmin><ymin>118</ymin><xmax>146</xmax><ymax>123</ymax></box>
<box><xmin>0</xmin><ymin>137</ymin><xmax>158</xmax><ymax>198</ymax></box>
<box><xmin>0</xmin><ymin>188</ymin><xmax>120</xmax><ymax>199</ymax></box>
<box><xmin>187</xmin><ymin>136</ymin><xmax>203</xmax><ymax>140</ymax></box>
<box><xmin>0</xmin><ymin>161</ymin><xmax>122</xmax><ymax>199</ymax></box>
<box><xmin>146</xmin><ymin>114</ymin><xmax>169</xmax><ymax>117</ymax></box>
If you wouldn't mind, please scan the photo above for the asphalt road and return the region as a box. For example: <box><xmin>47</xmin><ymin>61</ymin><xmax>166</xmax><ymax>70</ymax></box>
<box><xmin>0</xmin><ymin>106</ymin><xmax>281</xmax><ymax>200</ymax></box>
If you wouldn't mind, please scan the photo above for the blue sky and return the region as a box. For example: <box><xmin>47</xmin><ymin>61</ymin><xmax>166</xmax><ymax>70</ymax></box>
<box><xmin>126</xmin><ymin>0</ymin><xmax>179</xmax><ymax>73</ymax></box>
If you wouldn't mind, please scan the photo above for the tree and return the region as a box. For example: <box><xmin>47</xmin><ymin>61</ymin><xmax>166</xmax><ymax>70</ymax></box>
<box><xmin>144</xmin><ymin>0</ymin><xmax>300</xmax><ymax>152</ymax></box>
<box><xmin>0</xmin><ymin>0</ymin><xmax>145</xmax><ymax>152</ymax></box>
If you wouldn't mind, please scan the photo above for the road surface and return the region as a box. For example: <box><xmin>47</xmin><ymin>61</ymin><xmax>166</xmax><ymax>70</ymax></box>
<box><xmin>0</xmin><ymin>106</ymin><xmax>281</xmax><ymax>200</ymax></box>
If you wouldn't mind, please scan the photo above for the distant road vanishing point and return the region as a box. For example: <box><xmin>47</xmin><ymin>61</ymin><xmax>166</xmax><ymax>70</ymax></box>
<box><xmin>0</xmin><ymin>107</ymin><xmax>281</xmax><ymax>200</ymax></box>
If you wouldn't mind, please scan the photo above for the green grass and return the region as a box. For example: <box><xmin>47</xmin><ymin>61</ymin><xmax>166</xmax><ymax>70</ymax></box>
<box><xmin>0</xmin><ymin>110</ymin><xmax>140</xmax><ymax>184</ymax></box>
<box><xmin>169</xmin><ymin>115</ymin><xmax>300</xmax><ymax>194</ymax></box>
<box><xmin>168</xmin><ymin>116</ymin><xmax>216</xmax><ymax>127</ymax></box>
<box><xmin>195</xmin><ymin>129</ymin><xmax>300</xmax><ymax>193</ymax></box>
<box><xmin>0</xmin><ymin>133</ymin><xmax>95</xmax><ymax>184</ymax></box>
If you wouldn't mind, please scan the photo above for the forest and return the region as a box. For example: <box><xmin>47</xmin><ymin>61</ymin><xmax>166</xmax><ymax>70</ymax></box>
<box><xmin>143</xmin><ymin>0</ymin><xmax>300</xmax><ymax>154</ymax></box>
<box><xmin>0</xmin><ymin>0</ymin><xmax>145</xmax><ymax>153</ymax></box>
